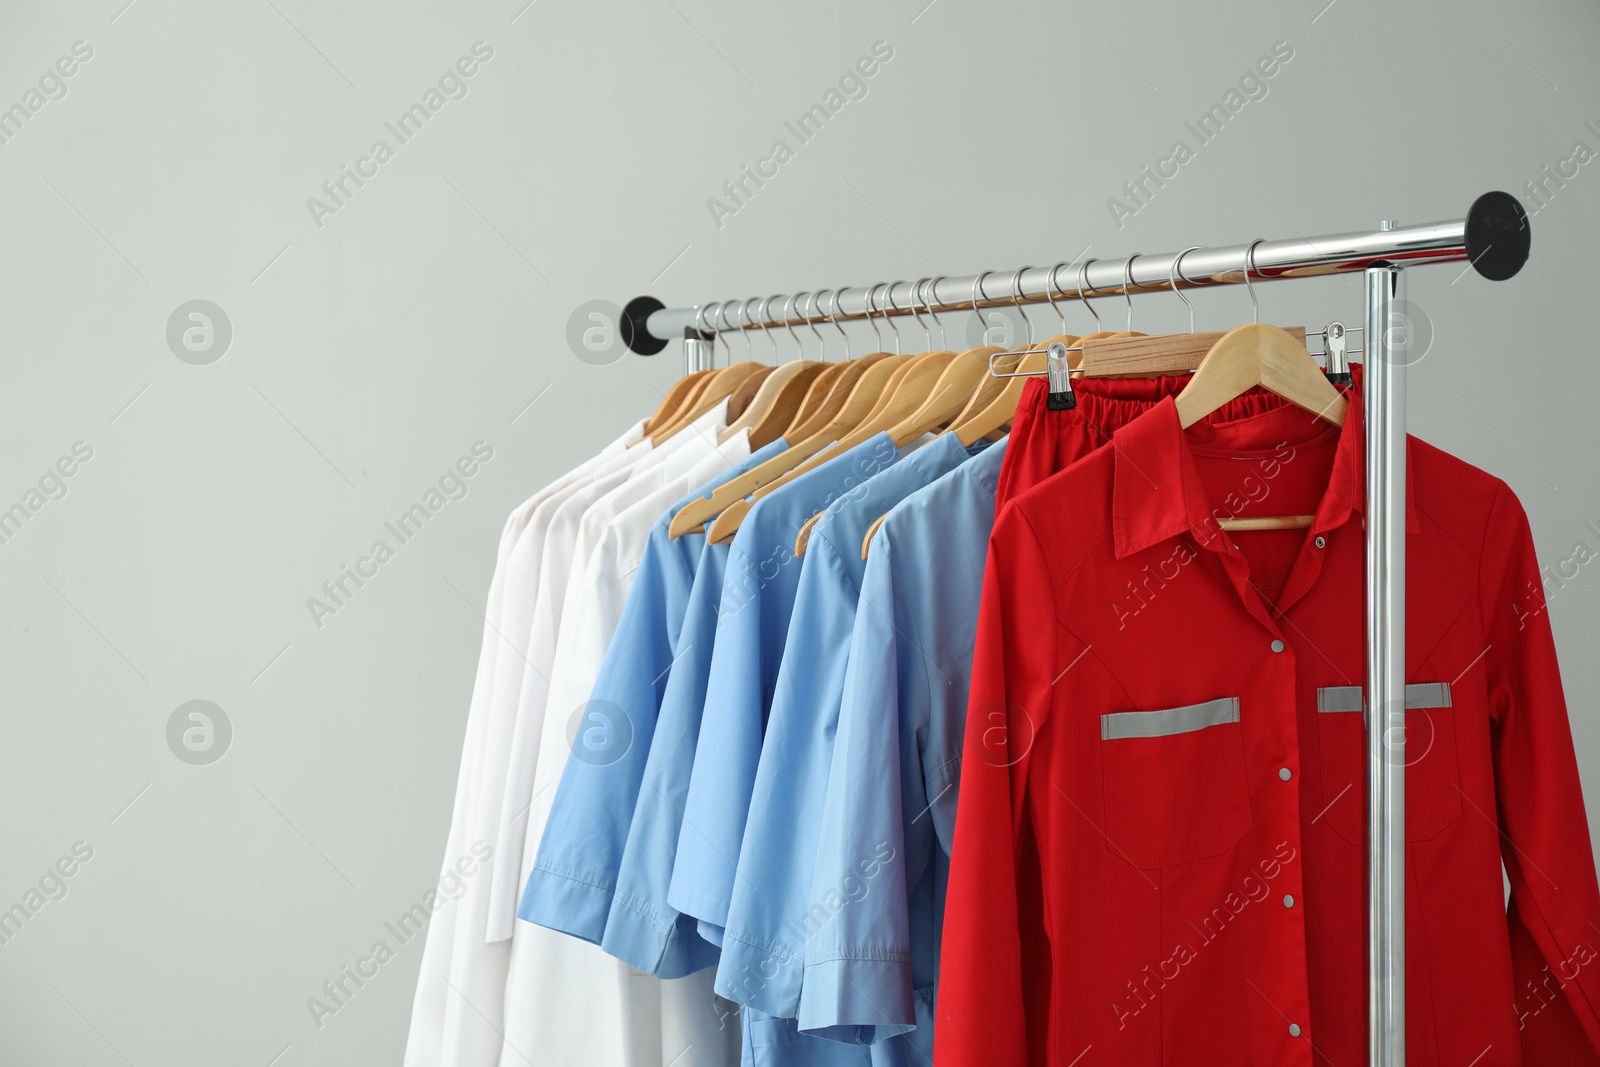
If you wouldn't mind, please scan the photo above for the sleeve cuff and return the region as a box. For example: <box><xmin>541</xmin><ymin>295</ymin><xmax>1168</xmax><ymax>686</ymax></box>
<box><xmin>515</xmin><ymin>863</ymin><xmax>615</xmax><ymax>945</ymax></box>
<box><xmin>600</xmin><ymin>892</ymin><xmax>720</xmax><ymax>979</ymax></box>
<box><xmin>796</xmin><ymin>954</ymin><xmax>916</xmax><ymax>1038</ymax></box>
<box><xmin>712</xmin><ymin>927</ymin><xmax>803</xmax><ymax>1015</ymax></box>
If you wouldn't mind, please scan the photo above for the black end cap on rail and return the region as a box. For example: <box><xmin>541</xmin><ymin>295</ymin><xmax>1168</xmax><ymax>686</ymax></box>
<box><xmin>621</xmin><ymin>295</ymin><xmax>668</xmax><ymax>356</ymax></box>
<box><xmin>1465</xmin><ymin>192</ymin><xmax>1531</xmax><ymax>281</ymax></box>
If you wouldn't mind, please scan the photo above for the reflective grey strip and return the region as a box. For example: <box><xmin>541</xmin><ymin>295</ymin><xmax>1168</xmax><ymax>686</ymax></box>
<box><xmin>1317</xmin><ymin>683</ymin><xmax>1453</xmax><ymax>713</ymax></box>
<box><xmin>1101</xmin><ymin>697</ymin><xmax>1240</xmax><ymax>741</ymax></box>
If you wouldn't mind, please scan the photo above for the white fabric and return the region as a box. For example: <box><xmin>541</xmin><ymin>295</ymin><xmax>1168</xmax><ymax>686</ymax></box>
<box><xmin>435</xmin><ymin>427</ymin><xmax>671</xmax><ymax>1067</ymax></box>
<box><xmin>477</xmin><ymin>407</ymin><xmax>714</xmax><ymax>945</ymax></box>
<box><xmin>403</xmin><ymin>419</ymin><xmax>643</xmax><ymax>1067</ymax></box>
<box><xmin>496</xmin><ymin>407</ymin><xmax>746</xmax><ymax>1067</ymax></box>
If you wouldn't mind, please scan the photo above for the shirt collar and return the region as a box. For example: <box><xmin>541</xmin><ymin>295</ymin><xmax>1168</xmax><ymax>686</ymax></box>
<box><xmin>1110</xmin><ymin>383</ymin><xmax>1418</xmax><ymax>560</ymax></box>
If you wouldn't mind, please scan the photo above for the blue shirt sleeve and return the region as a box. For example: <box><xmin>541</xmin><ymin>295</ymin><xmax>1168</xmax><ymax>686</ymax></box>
<box><xmin>517</xmin><ymin>442</ymin><xmax>786</xmax><ymax>943</ymax></box>
<box><xmin>796</xmin><ymin>533</ymin><xmax>919</xmax><ymax>1037</ymax></box>
<box><xmin>798</xmin><ymin>439</ymin><xmax>1008</xmax><ymax>1054</ymax></box>
<box><xmin>600</xmin><ymin>535</ymin><xmax>735</xmax><ymax>977</ymax></box>
<box><xmin>715</xmin><ymin>434</ymin><xmax>972</xmax><ymax>1020</ymax></box>
<box><xmin>667</xmin><ymin>435</ymin><xmax>903</xmax><ymax>937</ymax></box>
<box><xmin>713</xmin><ymin>521</ymin><xmax>859</xmax><ymax>1016</ymax></box>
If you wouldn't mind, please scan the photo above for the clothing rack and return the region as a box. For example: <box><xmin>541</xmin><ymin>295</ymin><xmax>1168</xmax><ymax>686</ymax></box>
<box><xmin>614</xmin><ymin>190</ymin><xmax>1531</xmax><ymax>1067</ymax></box>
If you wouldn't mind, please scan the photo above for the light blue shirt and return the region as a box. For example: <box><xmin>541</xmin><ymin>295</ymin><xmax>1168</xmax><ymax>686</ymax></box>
<box><xmin>714</xmin><ymin>434</ymin><xmax>975</xmax><ymax>1019</ymax></box>
<box><xmin>600</xmin><ymin>523</ymin><xmax>736</xmax><ymax>977</ymax></box>
<box><xmin>667</xmin><ymin>434</ymin><xmax>902</xmax><ymax>935</ymax></box>
<box><xmin>797</xmin><ymin>439</ymin><xmax>1007</xmax><ymax>1060</ymax></box>
<box><xmin>517</xmin><ymin>440</ymin><xmax>788</xmax><ymax>942</ymax></box>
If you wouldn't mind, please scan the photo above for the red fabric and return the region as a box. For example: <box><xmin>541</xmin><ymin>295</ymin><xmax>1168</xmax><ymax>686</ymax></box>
<box><xmin>995</xmin><ymin>375</ymin><xmax>1284</xmax><ymax>510</ymax></box>
<box><xmin>940</xmin><ymin>385</ymin><xmax>1600</xmax><ymax>1066</ymax></box>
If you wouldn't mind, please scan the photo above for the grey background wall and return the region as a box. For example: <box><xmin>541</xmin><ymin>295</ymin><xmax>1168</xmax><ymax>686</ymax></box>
<box><xmin>0</xmin><ymin>0</ymin><xmax>1596</xmax><ymax>1063</ymax></box>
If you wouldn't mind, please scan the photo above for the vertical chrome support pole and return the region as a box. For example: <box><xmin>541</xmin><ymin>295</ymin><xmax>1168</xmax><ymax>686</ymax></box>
<box><xmin>1365</xmin><ymin>230</ymin><xmax>1406</xmax><ymax>1066</ymax></box>
<box><xmin>683</xmin><ymin>336</ymin><xmax>714</xmax><ymax>375</ymax></box>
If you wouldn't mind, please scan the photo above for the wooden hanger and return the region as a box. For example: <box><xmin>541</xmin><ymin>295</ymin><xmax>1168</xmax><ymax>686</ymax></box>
<box><xmin>724</xmin><ymin>364</ymin><xmax>776</xmax><ymax>424</ymax></box>
<box><xmin>670</xmin><ymin>354</ymin><xmax>899</xmax><ymax>539</ymax></box>
<box><xmin>749</xmin><ymin>349</ymin><xmax>952</xmax><ymax>536</ymax></box>
<box><xmin>719</xmin><ymin>361</ymin><xmax>825</xmax><ymax>445</ymax></box>
<box><xmin>650</xmin><ymin>361</ymin><xmax>768</xmax><ymax>443</ymax></box>
<box><xmin>791</xmin><ymin>352</ymin><xmax>953</xmax><ymax>555</ymax></box>
<box><xmin>1173</xmin><ymin>321</ymin><xmax>1347</xmax><ymax>531</ymax></box>
<box><xmin>947</xmin><ymin>332</ymin><xmax>1079</xmax><ymax>446</ymax></box>
<box><xmin>1175</xmin><ymin>322</ymin><xmax>1347</xmax><ymax>427</ymax></box>
<box><xmin>1081</xmin><ymin>327</ymin><xmax>1305</xmax><ymax>377</ymax></box>
<box><xmin>644</xmin><ymin>369</ymin><xmax>713</xmax><ymax>436</ymax></box>
<box><xmin>883</xmin><ymin>345</ymin><xmax>1000</xmax><ymax>447</ymax></box>
<box><xmin>703</xmin><ymin>353</ymin><xmax>914</xmax><ymax>543</ymax></box>
<box><xmin>795</xmin><ymin>343</ymin><xmax>995</xmax><ymax>555</ymax></box>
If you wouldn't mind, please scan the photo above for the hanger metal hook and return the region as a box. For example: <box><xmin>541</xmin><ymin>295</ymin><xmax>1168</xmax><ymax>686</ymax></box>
<box><xmin>920</xmin><ymin>276</ymin><xmax>948</xmax><ymax>350</ymax></box>
<box><xmin>715</xmin><ymin>301</ymin><xmax>738</xmax><ymax>363</ymax></box>
<box><xmin>803</xmin><ymin>290</ymin><xmax>827</xmax><ymax>360</ymax></box>
<box><xmin>907</xmin><ymin>277</ymin><xmax>932</xmax><ymax>348</ymax></box>
<box><xmin>1170</xmin><ymin>247</ymin><xmax>1202</xmax><ymax>333</ymax></box>
<box><xmin>760</xmin><ymin>294</ymin><xmax>783</xmax><ymax>361</ymax></box>
<box><xmin>1243</xmin><ymin>239</ymin><xmax>1264</xmax><ymax>324</ymax></box>
<box><xmin>881</xmin><ymin>280</ymin><xmax>906</xmax><ymax>355</ymax></box>
<box><xmin>864</xmin><ymin>283</ymin><xmax>887</xmax><ymax>352</ymax></box>
<box><xmin>1010</xmin><ymin>265</ymin><xmax>1034</xmax><ymax>346</ymax></box>
<box><xmin>692</xmin><ymin>304</ymin><xmax>715</xmax><ymax>368</ymax></box>
<box><xmin>971</xmin><ymin>271</ymin><xmax>997</xmax><ymax>347</ymax></box>
<box><xmin>736</xmin><ymin>297</ymin><xmax>758</xmax><ymax>361</ymax></box>
<box><xmin>1043</xmin><ymin>261</ymin><xmax>1071</xmax><ymax>329</ymax></box>
<box><xmin>782</xmin><ymin>293</ymin><xmax>805</xmax><ymax>357</ymax></box>
<box><xmin>1075</xmin><ymin>258</ymin><xmax>1102</xmax><ymax>331</ymax></box>
<box><xmin>1122</xmin><ymin>254</ymin><xmax>1142</xmax><ymax>332</ymax></box>
<box><xmin>824</xmin><ymin>288</ymin><xmax>851</xmax><ymax>361</ymax></box>
<box><xmin>745</xmin><ymin>296</ymin><xmax>764</xmax><ymax>360</ymax></box>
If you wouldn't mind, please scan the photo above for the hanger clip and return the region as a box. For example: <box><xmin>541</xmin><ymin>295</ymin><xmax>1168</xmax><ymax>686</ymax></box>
<box><xmin>1045</xmin><ymin>341</ymin><xmax>1076</xmax><ymax>410</ymax></box>
<box><xmin>1320</xmin><ymin>321</ymin><xmax>1352</xmax><ymax>386</ymax></box>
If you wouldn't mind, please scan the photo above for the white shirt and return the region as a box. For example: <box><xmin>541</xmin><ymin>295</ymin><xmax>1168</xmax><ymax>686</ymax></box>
<box><xmin>497</xmin><ymin>406</ymin><xmax>746</xmax><ymax>1067</ymax></box>
<box><xmin>404</xmin><ymin>419</ymin><xmax>643</xmax><ymax>1067</ymax></box>
<box><xmin>487</xmin><ymin>407</ymin><xmax>735</xmax><ymax>935</ymax></box>
<box><xmin>434</xmin><ymin>426</ymin><xmax>679</xmax><ymax>1067</ymax></box>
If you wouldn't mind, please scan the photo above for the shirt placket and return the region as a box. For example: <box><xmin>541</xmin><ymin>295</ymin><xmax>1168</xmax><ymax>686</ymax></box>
<box><xmin>1189</xmin><ymin>528</ymin><xmax>1318</xmax><ymax>1063</ymax></box>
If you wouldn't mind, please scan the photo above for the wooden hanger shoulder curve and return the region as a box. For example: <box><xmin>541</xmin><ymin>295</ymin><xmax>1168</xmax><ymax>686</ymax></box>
<box><xmin>885</xmin><ymin>345</ymin><xmax>1002</xmax><ymax>447</ymax></box>
<box><xmin>723</xmin><ymin>364</ymin><xmax>776</xmax><ymax>424</ymax></box>
<box><xmin>1174</xmin><ymin>322</ymin><xmax>1346</xmax><ymax>428</ymax></box>
<box><xmin>1174</xmin><ymin>321</ymin><xmax>1346</xmax><ymax>532</ymax></box>
<box><xmin>644</xmin><ymin>369</ymin><xmax>713</xmax><ymax>435</ymax></box>
<box><xmin>651</xmin><ymin>361</ymin><xmax>767</xmax><ymax>443</ymax></box>
<box><xmin>705</xmin><ymin>354</ymin><xmax>914</xmax><ymax>544</ymax></box>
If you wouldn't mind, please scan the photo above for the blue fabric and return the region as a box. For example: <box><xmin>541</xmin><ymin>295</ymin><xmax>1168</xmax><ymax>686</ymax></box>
<box><xmin>517</xmin><ymin>439</ymin><xmax>788</xmax><ymax>943</ymax></box>
<box><xmin>714</xmin><ymin>434</ymin><xmax>973</xmax><ymax>1019</ymax></box>
<box><xmin>600</xmin><ymin>526</ymin><xmax>735</xmax><ymax>976</ymax></box>
<box><xmin>666</xmin><ymin>434</ymin><xmax>902</xmax><ymax>936</ymax></box>
<box><xmin>796</xmin><ymin>439</ymin><xmax>1007</xmax><ymax>1060</ymax></box>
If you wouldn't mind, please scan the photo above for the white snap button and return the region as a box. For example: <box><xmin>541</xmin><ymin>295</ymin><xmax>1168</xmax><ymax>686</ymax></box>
<box><xmin>1279</xmin><ymin>768</ymin><xmax>1292</xmax><ymax>781</ymax></box>
<box><xmin>1271</xmin><ymin>639</ymin><xmax>1286</xmax><ymax>653</ymax></box>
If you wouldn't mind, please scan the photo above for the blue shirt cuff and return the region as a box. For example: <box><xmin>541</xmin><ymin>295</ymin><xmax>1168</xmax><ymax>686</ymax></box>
<box><xmin>600</xmin><ymin>892</ymin><xmax>720</xmax><ymax>978</ymax></box>
<box><xmin>796</xmin><ymin>954</ymin><xmax>916</xmax><ymax>1037</ymax></box>
<box><xmin>713</xmin><ymin>925</ymin><xmax>803</xmax><ymax>1015</ymax></box>
<box><xmin>516</xmin><ymin>862</ymin><xmax>614</xmax><ymax>945</ymax></box>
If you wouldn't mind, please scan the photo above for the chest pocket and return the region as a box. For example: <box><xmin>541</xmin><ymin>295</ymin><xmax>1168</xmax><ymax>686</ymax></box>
<box><xmin>1099</xmin><ymin>697</ymin><xmax>1253</xmax><ymax>869</ymax></box>
<box><xmin>1315</xmin><ymin>683</ymin><xmax>1461</xmax><ymax>846</ymax></box>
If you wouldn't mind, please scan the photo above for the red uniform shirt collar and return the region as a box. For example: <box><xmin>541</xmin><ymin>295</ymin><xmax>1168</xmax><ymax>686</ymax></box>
<box><xmin>1110</xmin><ymin>381</ymin><xmax>1419</xmax><ymax>560</ymax></box>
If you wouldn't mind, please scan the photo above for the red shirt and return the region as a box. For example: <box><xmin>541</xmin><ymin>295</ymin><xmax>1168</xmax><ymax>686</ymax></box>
<box><xmin>940</xmin><ymin>385</ymin><xmax>1600</xmax><ymax>1066</ymax></box>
